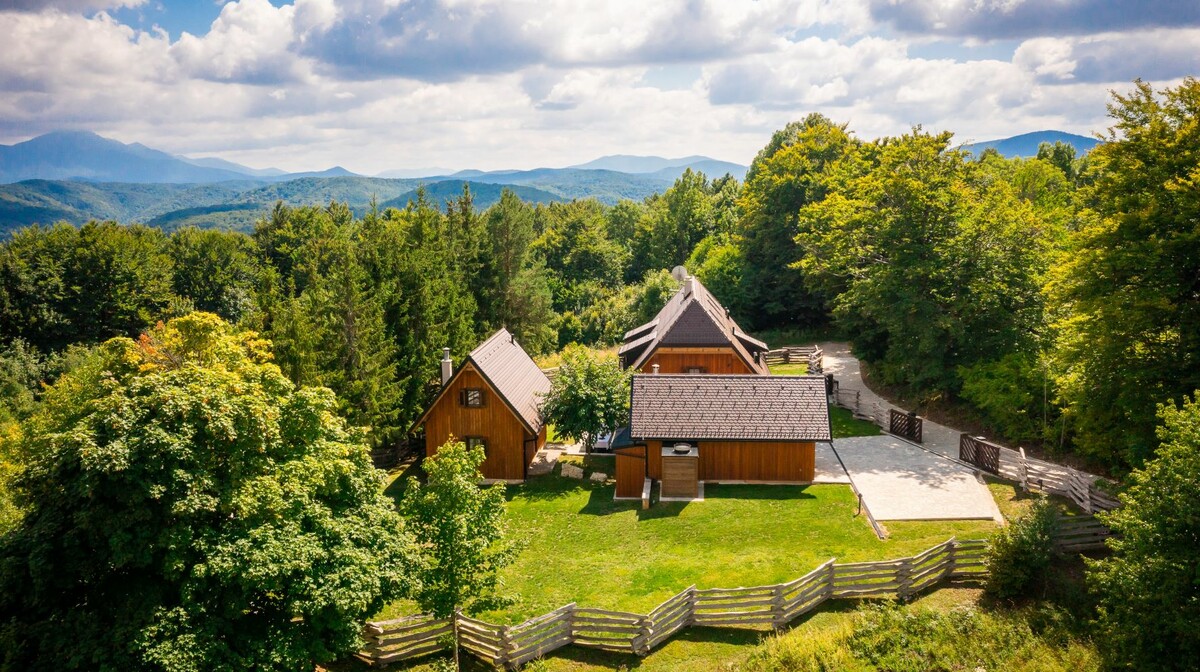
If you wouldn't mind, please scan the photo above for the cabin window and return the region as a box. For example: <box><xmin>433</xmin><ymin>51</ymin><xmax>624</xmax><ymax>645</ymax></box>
<box><xmin>684</xmin><ymin>366</ymin><xmax>707</xmax><ymax>374</ymax></box>
<box><xmin>466</xmin><ymin>436</ymin><xmax>487</xmax><ymax>455</ymax></box>
<box><xmin>461</xmin><ymin>388</ymin><xmax>485</xmax><ymax>407</ymax></box>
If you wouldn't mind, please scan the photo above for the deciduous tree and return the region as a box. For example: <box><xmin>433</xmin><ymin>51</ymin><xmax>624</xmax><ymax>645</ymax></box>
<box><xmin>1088</xmin><ymin>392</ymin><xmax>1200</xmax><ymax>669</ymax></box>
<box><xmin>0</xmin><ymin>313</ymin><xmax>412</xmax><ymax>671</ymax></box>
<box><xmin>539</xmin><ymin>345</ymin><xmax>630</xmax><ymax>453</ymax></box>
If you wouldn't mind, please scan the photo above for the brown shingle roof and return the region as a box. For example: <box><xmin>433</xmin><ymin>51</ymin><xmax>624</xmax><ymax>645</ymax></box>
<box><xmin>413</xmin><ymin>328</ymin><xmax>550</xmax><ymax>434</ymax></box>
<box><xmin>629</xmin><ymin>374</ymin><xmax>831</xmax><ymax>442</ymax></box>
<box><xmin>467</xmin><ymin>328</ymin><xmax>551</xmax><ymax>433</ymax></box>
<box><xmin>619</xmin><ymin>276</ymin><xmax>769</xmax><ymax>374</ymax></box>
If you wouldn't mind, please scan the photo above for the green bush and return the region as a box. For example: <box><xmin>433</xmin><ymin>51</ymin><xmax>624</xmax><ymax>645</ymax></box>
<box><xmin>1087</xmin><ymin>392</ymin><xmax>1200</xmax><ymax>670</ymax></box>
<box><xmin>986</xmin><ymin>496</ymin><xmax>1058</xmax><ymax>599</ymax></box>
<box><xmin>741</xmin><ymin>603</ymin><xmax>1098</xmax><ymax>672</ymax></box>
<box><xmin>959</xmin><ymin>352</ymin><xmax>1054</xmax><ymax>444</ymax></box>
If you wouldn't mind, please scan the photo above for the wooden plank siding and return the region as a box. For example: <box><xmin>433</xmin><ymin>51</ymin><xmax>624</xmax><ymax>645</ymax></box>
<box><xmin>639</xmin><ymin>347</ymin><xmax>755</xmax><ymax>375</ymax></box>
<box><xmin>615</xmin><ymin>446</ymin><xmax>647</xmax><ymax>498</ymax></box>
<box><xmin>662</xmin><ymin>454</ymin><xmax>699</xmax><ymax>498</ymax></box>
<box><xmin>422</xmin><ymin>363</ymin><xmax>537</xmax><ymax>481</ymax></box>
<box><xmin>700</xmin><ymin>441</ymin><xmax>815</xmax><ymax>482</ymax></box>
<box><xmin>644</xmin><ymin>440</ymin><xmax>814</xmax><ymax>482</ymax></box>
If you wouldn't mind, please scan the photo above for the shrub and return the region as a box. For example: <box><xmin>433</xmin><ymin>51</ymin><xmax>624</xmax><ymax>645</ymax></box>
<box><xmin>985</xmin><ymin>496</ymin><xmax>1058</xmax><ymax>599</ymax></box>
<box><xmin>741</xmin><ymin>603</ymin><xmax>1099</xmax><ymax>672</ymax></box>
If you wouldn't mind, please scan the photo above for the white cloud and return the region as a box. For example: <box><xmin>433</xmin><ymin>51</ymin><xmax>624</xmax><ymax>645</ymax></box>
<box><xmin>170</xmin><ymin>0</ymin><xmax>305</xmax><ymax>84</ymax></box>
<box><xmin>0</xmin><ymin>0</ymin><xmax>1194</xmax><ymax>173</ymax></box>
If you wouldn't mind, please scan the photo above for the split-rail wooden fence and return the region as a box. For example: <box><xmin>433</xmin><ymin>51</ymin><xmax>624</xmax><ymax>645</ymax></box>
<box><xmin>958</xmin><ymin>435</ymin><xmax>1120</xmax><ymax>514</ymax></box>
<box><xmin>764</xmin><ymin>345</ymin><xmax>823</xmax><ymax>374</ymax></box>
<box><xmin>359</xmin><ymin>537</ymin><xmax>987</xmax><ymax>668</ymax></box>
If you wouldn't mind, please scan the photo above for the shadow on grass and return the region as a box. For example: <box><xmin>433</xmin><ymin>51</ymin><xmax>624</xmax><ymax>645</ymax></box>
<box><xmin>511</xmin><ymin>471</ymin><xmax>596</xmax><ymax>503</ymax></box>
<box><xmin>527</xmin><ymin>627</ymin><xmax>767</xmax><ymax>670</ymax></box>
<box><xmin>703</xmin><ymin>484</ymin><xmax>817</xmax><ymax>501</ymax></box>
<box><xmin>382</xmin><ymin>459</ymin><xmax>425</xmax><ymax>506</ymax></box>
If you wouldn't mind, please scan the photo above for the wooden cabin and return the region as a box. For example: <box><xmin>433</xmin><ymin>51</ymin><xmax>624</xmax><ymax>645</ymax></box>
<box><xmin>614</xmin><ymin>374</ymin><xmax>831</xmax><ymax>499</ymax></box>
<box><xmin>618</xmin><ymin>275</ymin><xmax>769</xmax><ymax>375</ymax></box>
<box><xmin>413</xmin><ymin>329</ymin><xmax>550</xmax><ymax>483</ymax></box>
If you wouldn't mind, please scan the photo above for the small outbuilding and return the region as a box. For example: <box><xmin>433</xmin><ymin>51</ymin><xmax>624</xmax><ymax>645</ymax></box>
<box><xmin>413</xmin><ymin>328</ymin><xmax>551</xmax><ymax>483</ymax></box>
<box><xmin>614</xmin><ymin>374</ymin><xmax>831</xmax><ymax>498</ymax></box>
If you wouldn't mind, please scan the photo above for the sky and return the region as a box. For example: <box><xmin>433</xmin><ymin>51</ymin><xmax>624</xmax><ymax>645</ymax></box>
<box><xmin>1</xmin><ymin>0</ymin><xmax>1198</xmax><ymax>174</ymax></box>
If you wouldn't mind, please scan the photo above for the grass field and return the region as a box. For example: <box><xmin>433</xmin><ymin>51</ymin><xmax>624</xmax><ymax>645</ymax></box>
<box><xmin>768</xmin><ymin>361</ymin><xmax>809</xmax><ymax>375</ymax></box>
<box><xmin>379</xmin><ymin>461</ymin><xmax>1001</xmax><ymax>626</ymax></box>
<box><xmin>829</xmin><ymin>405</ymin><xmax>881</xmax><ymax>438</ymax></box>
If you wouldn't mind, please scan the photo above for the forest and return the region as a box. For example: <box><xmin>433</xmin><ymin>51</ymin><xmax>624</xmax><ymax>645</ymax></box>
<box><xmin>2</xmin><ymin>80</ymin><xmax>1198</xmax><ymax>489</ymax></box>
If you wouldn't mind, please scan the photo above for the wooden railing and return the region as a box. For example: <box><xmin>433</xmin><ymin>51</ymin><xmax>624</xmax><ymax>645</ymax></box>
<box><xmin>1055</xmin><ymin>514</ymin><xmax>1112</xmax><ymax>553</ymax></box>
<box><xmin>764</xmin><ymin>345</ymin><xmax>823</xmax><ymax>374</ymax></box>
<box><xmin>359</xmin><ymin>538</ymin><xmax>988</xmax><ymax>668</ymax></box>
<box><xmin>959</xmin><ymin>435</ymin><xmax>1001</xmax><ymax>474</ymax></box>
<box><xmin>888</xmin><ymin>409</ymin><xmax>923</xmax><ymax>443</ymax></box>
<box><xmin>956</xmin><ymin>436</ymin><xmax>1120</xmax><ymax>514</ymax></box>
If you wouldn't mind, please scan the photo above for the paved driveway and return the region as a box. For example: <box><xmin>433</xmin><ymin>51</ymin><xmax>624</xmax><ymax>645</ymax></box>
<box><xmin>832</xmin><ymin>435</ymin><xmax>1003</xmax><ymax>522</ymax></box>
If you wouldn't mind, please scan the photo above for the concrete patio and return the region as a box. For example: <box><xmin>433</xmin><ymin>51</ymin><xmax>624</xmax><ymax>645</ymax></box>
<box><xmin>832</xmin><ymin>434</ymin><xmax>1003</xmax><ymax>522</ymax></box>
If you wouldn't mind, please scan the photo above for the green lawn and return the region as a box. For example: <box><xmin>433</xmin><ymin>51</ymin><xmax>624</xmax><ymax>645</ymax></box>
<box><xmin>768</xmin><ymin>361</ymin><xmax>809</xmax><ymax>375</ymax></box>
<box><xmin>830</xmin><ymin>404</ymin><xmax>881</xmax><ymax>438</ymax></box>
<box><xmin>379</xmin><ymin>467</ymin><xmax>999</xmax><ymax>625</ymax></box>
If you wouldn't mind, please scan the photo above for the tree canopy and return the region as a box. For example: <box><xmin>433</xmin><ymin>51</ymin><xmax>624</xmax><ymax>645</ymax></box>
<box><xmin>0</xmin><ymin>313</ymin><xmax>411</xmax><ymax>671</ymax></box>
<box><xmin>1088</xmin><ymin>392</ymin><xmax>1200</xmax><ymax>669</ymax></box>
<box><xmin>539</xmin><ymin>345</ymin><xmax>631</xmax><ymax>453</ymax></box>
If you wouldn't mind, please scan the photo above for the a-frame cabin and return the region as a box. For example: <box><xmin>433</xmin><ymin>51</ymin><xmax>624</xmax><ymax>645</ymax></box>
<box><xmin>618</xmin><ymin>275</ymin><xmax>769</xmax><ymax>375</ymax></box>
<box><xmin>413</xmin><ymin>329</ymin><xmax>550</xmax><ymax>482</ymax></box>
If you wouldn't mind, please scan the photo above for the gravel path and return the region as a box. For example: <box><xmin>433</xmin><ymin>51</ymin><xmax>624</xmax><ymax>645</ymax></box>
<box><xmin>819</xmin><ymin>341</ymin><xmax>1003</xmax><ymax>523</ymax></box>
<box><xmin>819</xmin><ymin>341</ymin><xmax>962</xmax><ymax>459</ymax></box>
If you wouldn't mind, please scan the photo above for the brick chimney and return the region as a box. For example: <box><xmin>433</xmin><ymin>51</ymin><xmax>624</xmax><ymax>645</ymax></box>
<box><xmin>440</xmin><ymin>347</ymin><xmax>453</xmax><ymax>385</ymax></box>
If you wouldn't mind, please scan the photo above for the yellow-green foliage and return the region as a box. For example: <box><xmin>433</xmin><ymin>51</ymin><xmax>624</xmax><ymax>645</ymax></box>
<box><xmin>742</xmin><ymin>603</ymin><xmax>1099</xmax><ymax>672</ymax></box>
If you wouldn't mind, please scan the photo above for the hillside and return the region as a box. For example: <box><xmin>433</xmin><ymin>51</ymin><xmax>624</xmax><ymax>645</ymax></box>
<box><xmin>0</xmin><ymin>133</ymin><xmax>758</xmax><ymax>232</ymax></box>
<box><xmin>0</xmin><ymin>176</ymin><xmax>565</xmax><ymax>235</ymax></box>
<box><xmin>0</xmin><ymin>131</ymin><xmax>363</xmax><ymax>184</ymax></box>
<box><xmin>567</xmin><ymin>155</ymin><xmax>747</xmax><ymax>180</ymax></box>
<box><xmin>960</xmin><ymin>130</ymin><xmax>1099</xmax><ymax>158</ymax></box>
<box><xmin>0</xmin><ymin>131</ymin><xmax>254</xmax><ymax>184</ymax></box>
<box><xmin>0</xmin><ymin>180</ymin><xmax>257</xmax><ymax>234</ymax></box>
<box><xmin>380</xmin><ymin>181</ymin><xmax>564</xmax><ymax>210</ymax></box>
<box><xmin>440</xmin><ymin>167</ymin><xmax>673</xmax><ymax>203</ymax></box>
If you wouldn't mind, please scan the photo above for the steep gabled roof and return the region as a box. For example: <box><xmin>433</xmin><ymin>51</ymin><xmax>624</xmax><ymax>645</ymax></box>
<box><xmin>618</xmin><ymin>276</ymin><xmax>769</xmax><ymax>374</ymax></box>
<box><xmin>629</xmin><ymin>374</ymin><xmax>831</xmax><ymax>442</ymax></box>
<box><xmin>414</xmin><ymin>328</ymin><xmax>551</xmax><ymax>434</ymax></box>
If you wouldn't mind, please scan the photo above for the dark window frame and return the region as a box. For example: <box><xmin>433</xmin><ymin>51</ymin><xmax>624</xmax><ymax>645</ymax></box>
<box><xmin>461</xmin><ymin>387</ymin><xmax>485</xmax><ymax>407</ymax></box>
<box><xmin>465</xmin><ymin>435</ymin><xmax>488</xmax><ymax>456</ymax></box>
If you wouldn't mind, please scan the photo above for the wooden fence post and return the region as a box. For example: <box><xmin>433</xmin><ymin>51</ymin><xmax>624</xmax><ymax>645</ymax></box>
<box><xmin>686</xmin><ymin>586</ymin><xmax>698</xmax><ymax>626</ymax></box>
<box><xmin>1018</xmin><ymin>447</ymin><xmax>1029</xmax><ymax>491</ymax></box>
<box><xmin>498</xmin><ymin>624</ymin><xmax>513</xmax><ymax>669</ymax></box>
<box><xmin>771</xmin><ymin>583</ymin><xmax>785</xmax><ymax>630</ymax></box>
<box><xmin>896</xmin><ymin>558</ymin><xmax>913</xmax><ymax>599</ymax></box>
<box><xmin>945</xmin><ymin>537</ymin><xmax>957</xmax><ymax>580</ymax></box>
<box><xmin>636</xmin><ymin>616</ymin><xmax>653</xmax><ymax>655</ymax></box>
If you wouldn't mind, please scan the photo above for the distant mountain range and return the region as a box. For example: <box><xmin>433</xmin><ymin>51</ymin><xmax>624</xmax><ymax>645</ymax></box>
<box><xmin>0</xmin><ymin>129</ymin><xmax>1099</xmax><ymax>236</ymax></box>
<box><xmin>960</xmin><ymin>130</ymin><xmax>1099</xmax><ymax>158</ymax></box>
<box><xmin>0</xmin><ymin>131</ymin><xmax>752</xmax><ymax>235</ymax></box>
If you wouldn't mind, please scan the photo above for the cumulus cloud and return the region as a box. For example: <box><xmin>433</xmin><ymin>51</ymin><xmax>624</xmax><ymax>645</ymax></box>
<box><xmin>0</xmin><ymin>0</ymin><xmax>1195</xmax><ymax>172</ymax></box>
<box><xmin>170</xmin><ymin>0</ymin><xmax>307</xmax><ymax>84</ymax></box>
<box><xmin>1015</xmin><ymin>29</ymin><xmax>1200</xmax><ymax>83</ymax></box>
<box><xmin>869</xmin><ymin>0</ymin><xmax>1200</xmax><ymax>40</ymax></box>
